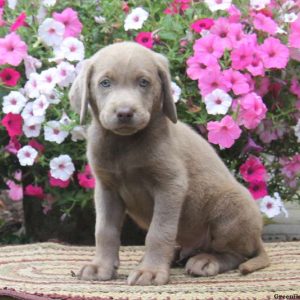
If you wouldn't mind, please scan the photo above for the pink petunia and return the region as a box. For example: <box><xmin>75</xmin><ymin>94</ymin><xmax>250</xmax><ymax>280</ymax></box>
<box><xmin>240</xmin><ymin>156</ymin><xmax>267</xmax><ymax>183</ymax></box>
<box><xmin>290</xmin><ymin>78</ymin><xmax>300</xmax><ymax>98</ymax></box>
<box><xmin>238</xmin><ymin>92</ymin><xmax>267</xmax><ymax>129</ymax></box>
<box><xmin>24</xmin><ymin>184</ymin><xmax>44</xmax><ymax>199</ymax></box>
<box><xmin>289</xmin><ymin>17</ymin><xmax>300</xmax><ymax>48</ymax></box>
<box><xmin>164</xmin><ymin>0</ymin><xmax>191</xmax><ymax>15</ymax></box>
<box><xmin>10</xmin><ymin>12</ymin><xmax>28</xmax><ymax>32</ymax></box>
<box><xmin>280</xmin><ymin>154</ymin><xmax>300</xmax><ymax>188</ymax></box>
<box><xmin>1</xmin><ymin>113</ymin><xmax>22</xmax><ymax>137</ymax></box>
<box><xmin>223</xmin><ymin>68</ymin><xmax>250</xmax><ymax>95</ymax></box>
<box><xmin>207</xmin><ymin>115</ymin><xmax>242</xmax><ymax>149</ymax></box>
<box><xmin>252</xmin><ymin>13</ymin><xmax>277</xmax><ymax>35</ymax></box>
<box><xmin>248</xmin><ymin>181</ymin><xmax>268</xmax><ymax>200</ymax></box>
<box><xmin>0</xmin><ymin>32</ymin><xmax>27</xmax><ymax>66</ymax></box>
<box><xmin>227</xmin><ymin>4</ymin><xmax>241</xmax><ymax>23</ymax></box>
<box><xmin>227</xmin><ymin>23</ymin><xmax>245</xmax><ymax>47</ymax></box>
<box><xmin>190</xmin><ymin>18</ymin><xmax>214</xmax><ymax>33</ymax></box>
<box><xmin>4</xmin><ymin>137</ymin><xmax>21</xmax><ymax>154</ymax></box>
<box><xmin>49</xmin><ymin>172</ymin><xmax>70</xmax><ymax>188</ymax></box>
<box><xmin>255</xmin><ymin>77</ymin><xmax>270</xmax><ymax>97</ymax></box>
<box><xmin>53</xmin><ymin>8</ymin><xmax>82</xmax><ymax>38</ymax></box>
<box><xmin>6</xmin><ymin>171</ymin><xmax>23</xmax><ymax>201</ymax></box>
<box><xmin>246</xmin><ymin>50</ymin><xmax>265</xmax><ymax>76</ymax></box>
<box><xmin>231</xmin><ymin>40</ymin><xmax>254</xmax><ymax>70</ymax></box>
<box><xmin>77</xmin><ymin>164</ymin><xmax>95</xmax><ymax>189</ymax></box>
<box><xmin>0</xmin><ymin>68</ymin><xmax>20</xmax><ymax>86</ymax></box>
<box><xmin>198</xmin><ymin>69</ymin><xmax>230</xmax><ymax>96</ymax></box>
<box><xmin>259</xmin><ymin>37</ymin><xmax>289</xmax><ymax>69</ymax></box>
<box><xmin>186</xmin><ymin>53</ymin><xmax>219</xmax><ymax>80</ymax></box>
<box><xmin>135</xmin><ymin>32</ymin><xmax>154</xmax><ymax>49</ymax></box>
<box><xmin>210</xmin><ymin>17</ymin><xmax>233</xmax><ymax>49</ymax></box>
<box><xmin>193</xmin><ymin>34</ymin><xmax>225</xmax><ymax>59</ymax></box>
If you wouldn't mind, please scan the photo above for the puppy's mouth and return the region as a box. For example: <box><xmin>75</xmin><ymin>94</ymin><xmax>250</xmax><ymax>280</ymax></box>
<box><xmin>112</xmin><ymin>125</ymin><xmax>139</xmax><ymax>136</ymax></box>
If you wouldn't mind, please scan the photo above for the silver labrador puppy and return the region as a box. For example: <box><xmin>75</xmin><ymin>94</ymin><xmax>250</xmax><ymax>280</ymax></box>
<box><xmin>69</xmin><ymin>42</ymin><xmax>269</xmax><ymax>286</ymax></box>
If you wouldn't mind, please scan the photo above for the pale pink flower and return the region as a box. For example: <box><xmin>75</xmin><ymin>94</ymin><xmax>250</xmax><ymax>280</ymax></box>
<box><xmin>204</xmin><ymin>89</ymin><xmax>232</xmax><ymax>115</ymax></box>
<box><xmin>3</xmin><ymin>91</ymin><xmax>27</xmax><ymax>114</ymax></box>
<box><xmin>21</xmin><ymin>102</ymin><xmax>45</xmax><ymax>126</ymax></box>
<box><xmin>198</xmin><ymin>69</ymin><xmax>230</xmax><ymax>96</ymax></box>
<box><xmin>24</xmin><ymin>73</ymin><xmax>41</xmax><ymax>99</ymax></box>
<box><xmin>193</xmin><ymin>34</ymin><xmax>225</xmax><ymax>59</ymax></box>
<box><xmin>0</xmin><ymin>32</ymin><xmax>27</xmax><ymax>66</ymax></box>
<box><xmin>59</xmin><ymin>37</ymin><xmax>84</xmax><ymax>61</ymax></box>
<box><xmin>171</xmin><ymin>82</ymin><xmax>181</xmax><ymax>103</ymax></box>
<box><xmin>260</xmin><ymin>193</ymin><xmax>288</xmax><ymax>218</ymax></box>
<box><xmin>252</xmin><ymin>13</ymin><xmax>278</xmax><ymax>35</ymax></box>
<box><xmin>238</xmin><ymin>92</ymin><xmax>267</xmax><ymax>129</ymax></box>
<box><xmin>6</xmin><ymin>171</ymin><xmax>23</xmax><ymax>201</ymax></box>
<box><xmin>250</xmin><ymin>0</ymin><xmax>271</xmax><ymax>10</ymax></box>
<box><xmin>50</xmin><ymin>154</ymin><xmax>75</xmax><ymax>181</ymax></box>
<box><xmin>32</xmin><ymin>95</ymin><xmax>49</xmax><ymax>116</ymax></box>
<box><xmin>260</xmin><ymin>37</ymin><xmax>289</xmax><ymax>69</ymax></box>
<box><xmin>56</xmin><ymin>61</ymin><xmax>76</xmax><ymax>87</ymax></box>
<box><xmin>17</xmin><ymin>145</ymin><xmax>38</xmax><ymax>166</ymax></box>
<box><xmin>124</xmin><ymin>7</ymin><xmax>149</xmax><ymax>31</ymax></box>
<box><xmin>186</xmin><ymin>53</ymin><xmax>219</xmax><ymax>80</ymax></box>
<box><xmin>23</xmin><ymin>123</ymin><xmax>41</xmax><ymax>138</ymax></box>
<box><xmin>23</xmin><ymin>55</ymin><xmax>42</xmax><ymax>79</ymax></box>
<box><xmin>44</xmin><ymin>120</ymin><xmax>69</xmax><ymax>144</ymax></box>
<box><xmin>204</xmin><ymin>0</ymin><xmax>232</xmax><ymax>12</ymax></box>
<box><xmin>223</xmin><ymin>69</ymin><xmax>250</xmax><ymax>95</ymax></box>
<box><xmin>53</xmin><ymin>8</ymin><xmax>82</xmax><ymax>38</ymax></box>
<box><xmin>207</xmin><ymin>115</ymin><xmax>241</xmax><ymax>149</ymax></box>
<box><xmin>39</xmin><ymin>67</ymin><xmax>58</xmax><ymax>94</ymax></box>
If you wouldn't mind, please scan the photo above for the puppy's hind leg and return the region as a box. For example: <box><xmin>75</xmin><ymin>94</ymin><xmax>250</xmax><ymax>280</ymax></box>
<box><xmin>185</xmin><ymin>252</ymin><xmax>245</xmax><ymax>277</ymax></box>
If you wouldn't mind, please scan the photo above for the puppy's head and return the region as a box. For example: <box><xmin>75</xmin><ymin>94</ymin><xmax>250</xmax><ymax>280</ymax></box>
<box><xmin>69</xmin><ymin>42</ymin><xmax>177</xmax><ymax>136</ymax></box>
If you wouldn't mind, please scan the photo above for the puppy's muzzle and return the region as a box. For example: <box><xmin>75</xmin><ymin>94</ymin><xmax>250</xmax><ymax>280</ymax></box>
<box><xmin>116</xmin><ymin>107</ymin><xmax>134</xmax><ymax>123</ymax></box>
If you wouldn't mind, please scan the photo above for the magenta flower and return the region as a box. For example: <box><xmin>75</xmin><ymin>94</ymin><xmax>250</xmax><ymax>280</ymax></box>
<box><xmin>135</xmin><ymin>32</ymin><xmax>154</xmax><ymax>49</ymax></box>
<box><xmin>260</xmin><ymin>37</ymin><xmax>289</xmax><ymax>69</ymax></box>
<box><xmin>0</xmin><ymin>0</ymin><xmax>5</xmax><ymax>8</ymax></box>
<box><xmin>190</xmin><ymin>18</ymin><xmax>214</xmax><ymax>33</ymax></box>
<box><xmin>1</xmin><ymin>113</ymin><xmax>22</xmax><ymax>137</ymax></box>
<box><xmin>248</xmin><ymin>181</ymin><xmax>268</xmax><ymax>200</ymax></box>
<box><xmin>186</xmin><ymin>53</ymin><xmax>219</xmax><ymax>80</ymax></box>
<box><xmin>10</xmin><ymin>12</ymin><xmax>28</xmax><ymax>32</ymax></box>
<box><xmin>238</xmin><ymin>92</ymin><xmax>267</xmax><ymax>129</ymax></box>
<box><xmin>77</xmin><ymin>165</ymin><xmax>95</xmax><ymax>189</ymax></box>
<box><xmin>198</xmin><ymin>69</ymin><xmax>230</xmax><ymax>96</ymax></box>
<box><xmin>207</xmin><ymin>115</ymin><xmax>242</xmax><ymax>149</ymax></box>
<box><xmin>289</xmin><ymin>17</ymin><xmax>300</xmax><ymax>48</ymax></box>
<box><xmin>0</xmin><ymin>68</ymin><xmax>20</xmax><ymax>86</ymax></box>
<box><xmin>53</xmin><ymin>8</ymin><xmax>82</xmax><ymax>38</ymax></box>
<box><xmin>0</xmin><ymin>32</ymin><xmax>27</xmax><ymax>66</ymax></box>
<box><xmin>210</xmin><ymin>17</ymin><xmax>233</xmax><ymax>49</ymax></box>
<box><xmin>24</xmin><ymin>184</ymin><xmax>44</xmax><ymax>199</ymax></box>
<box><xmin>49</xmin><ymin>172</ymin><xmax>70</xmax><ymax>188</ymax></box>
<box><xmin>252</xmin><ymin>13</ymin><xmax>277</xmax><ymax>35</ymax></box>
<box><xmin>223</xmin><ymin>68</ymin><xmax>250</xmax><ymax>95</ymax></box>
<box><xmin>193</xmin><ymin>34</ymin><xmax>225</xmax><ymax>59</ymax></box>
<box><xmin>240</xmin><ymin>156</ymin><xmax>267</xmax><ymax>183</ymax></box>
<box><xmin>28</xmin><ymin>139</ymin><xmax>45</xmax><ymax>153</ymax></box>
<box><xmin>231</xmin><ymin>41</ymin><xmax>254</xmax><ymax>70</ymax></box>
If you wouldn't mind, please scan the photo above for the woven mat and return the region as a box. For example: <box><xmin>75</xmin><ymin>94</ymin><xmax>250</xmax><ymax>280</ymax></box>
<box><xmin>0</xmin><ymin>242</ymin><xmax>299</xmax><ymax>300</ymax></box>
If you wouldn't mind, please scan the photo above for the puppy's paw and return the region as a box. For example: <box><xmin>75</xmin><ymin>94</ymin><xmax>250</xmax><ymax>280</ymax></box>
<box><xmin>78</xmin><ymin>263</ymin><xmax>116</xmax><ymax>281</ymax></box>
<box><xmin>185</xmin><ymin>254</ymin><xmax>220</xmax><ymax>277</ymax></box>
<box><xmin>127</xmin><ymin>266</ymin><xmax>169</xmax><ymax>286</ymax></box>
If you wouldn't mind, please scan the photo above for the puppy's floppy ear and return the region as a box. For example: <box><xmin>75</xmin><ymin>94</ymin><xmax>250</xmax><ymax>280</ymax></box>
<box><xmin>68</xmin><ymin>59</ymin><xmax>93</xmax><ymax>125</ymax></box>
<box><xmin>155</xmin><ymin>53</ymin><xmax>177</xmax><ymax>124</ymax></box>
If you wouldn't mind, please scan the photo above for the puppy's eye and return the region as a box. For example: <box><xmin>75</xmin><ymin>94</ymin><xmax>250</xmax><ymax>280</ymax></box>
<box><xmin>139</xmin><ymin>78</ymin><xmax>149</xmax><ymax>88</ymax></box>
<box><xmin>100</xmin><ymin>79</ymin><xmax>111</xmax><ymax>88</ymax></box>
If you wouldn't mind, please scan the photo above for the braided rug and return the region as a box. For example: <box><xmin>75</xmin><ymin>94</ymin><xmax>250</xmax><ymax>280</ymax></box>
<box><xmin>0</xmin><ymin>242</ymin><xmax>299</xmax><ymax>300</ymax></box>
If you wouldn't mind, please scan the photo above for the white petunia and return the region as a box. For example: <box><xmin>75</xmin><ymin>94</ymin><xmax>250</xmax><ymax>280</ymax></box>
<box><xmin>24</xmin><ymin>55</ymin><xmax>42</xmax><ymax>79</ymax></box>
<box><xmin>250</xmin><ymin>0</ymin><xmax>271</xmax><ymax>10</ymax></box>
<box><xmin>39</xmin><ymin>67</ymin><xmax>58</xmax><ymax>94</ymax></box>
<box><xmin>56</xmin><ymin>61</ymin><xmax>76</xmax><ymax>87</ymax></box>
<box><xmin>46</xmin><ymin>89</ymin><xmax>61</xmax><ymax>105</ymax></box>
<box><xmin>260</xmin><ymin>193</ymin><xmax>289</xmax><ymax>219</ymax></box>
<box><xmin>283</xmin><ymin>13</ymin><xmax>298</xmax><ymax>23</ymax></box>
<box><xmin>23</xmin><ymin>123</ymin><xmax>42</xmax><ymax>138</ymax></box>
<box><xmin>22</xmin><ymin>102</ymin><xmax>45</xmax><ymax>126</ymax></box>
<box><xmin>44</xmin><ymin>120</ymin><xmax>69</xmax><ymax>144</ymax></box>
<box><xmin>294</xmin><ymin>119</ymin><xmax>300</xmax><ymax>142</ymax></box>
<box><xmin>32</xmin><ymin>95</ymin><xmax>49</xmax><ymax>116</ymax></box>
<box><xmin>59</xmin><ymin>37</ymin><xmax>85</xmax><ymax>62</ymax></box>
<box><xmin>7</xmin><ymin>0</ymin><xmax>17</xmax><ymax>9</ymax></box>
<box><xmin>71</xmin><ymin>125</ymin><xmax>87</xmax><ymax>142</ymax></box>
<box><xmin>17</xmin><ymin>145</ymin><xmax>38</xmax><ymax>166</ymax></box>
<box><xmin>59</xmin><ymin>111</ymin><xmax>72</xmax><ymax>126</ymax></box>
<box><xmin>124</xmin><ymin>7</ymin><xmax>149</xmax><ymax>31</ymax></box>
<box><xmin>3</xmin><ymin>91</ymin><xmax>27</xmax><ymax>114</ymax></box>
<box><xmin>24</xmin><ymin>73</ymin><xmax>41</xmax><ymax>99</ymax></box>
<box><xmin>38</xmin><ymin>18</ymin><xmax>65</xmax><ymax>47</ymax></box>
<box><xmin>43</xmin><ymin>0</ymin><xmax>56</xmax><ymax>7</ymax></box>
<box><xmin>171</xmin><ymin>82</ymin><xmax>181</xmax><ymax>103</ymax></box>
<box><xmin>204</xmin><ymin>89</ymin><xmax>232</xmax><ymax>115</ymax></box>
<box><xmin>204</xmin><ymin>0</ymin><xmax>232</xmax><ymax>12</ymax></box>
<box><xmin>50</xmin><ymin>154</ymin><xmax>75</xmax><ymax>181</ymax></box>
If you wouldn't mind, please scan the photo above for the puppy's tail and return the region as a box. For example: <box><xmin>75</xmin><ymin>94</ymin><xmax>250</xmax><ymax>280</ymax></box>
<box><xmin>238</xmin><ymin>239</ymin><xmax>270</xmax><ymax>275</ymax></box>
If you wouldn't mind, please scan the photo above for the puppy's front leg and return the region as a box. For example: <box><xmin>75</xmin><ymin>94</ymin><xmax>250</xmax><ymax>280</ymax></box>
<box><xmin>128</xmin><ymin>179</ymin><xmax>186</xmax><ymax>286</ymax></box>
<box><xmin>79</xmin><ymin>180</ymin><xmax>125</xmax><ymax>281</ymax></box>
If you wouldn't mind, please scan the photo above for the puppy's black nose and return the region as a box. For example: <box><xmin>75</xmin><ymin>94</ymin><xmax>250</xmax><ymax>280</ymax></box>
<box><xmin>117</xmin><ymin>108</ymin><xmax>134</xmax><ymax>122</ymax></box>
